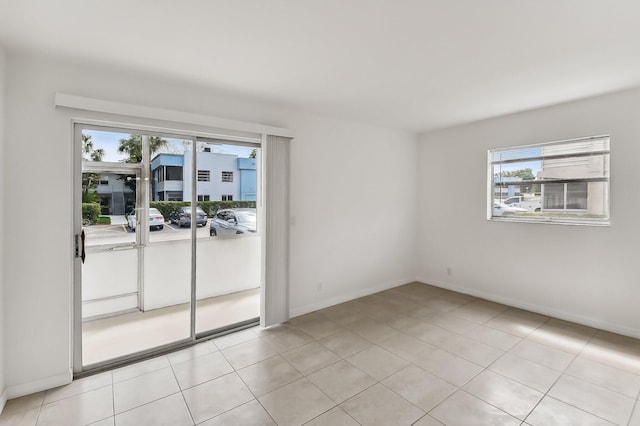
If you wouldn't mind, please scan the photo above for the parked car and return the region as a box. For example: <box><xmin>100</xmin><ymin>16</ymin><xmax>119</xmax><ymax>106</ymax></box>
<box><xmin>127</xmin><ymin>207</ymin><xmax>165</xmax><ymax>231</ymax></box>
<box><xmin>169</xmin><ymin>206</ymin><xmax>208</xmax><ymax>227</ymax></box>
<box><xmin>210</xmin><ymin>208</ymin><xmax>257</xmax><ymax>236</ymax></box>
<box><xmin>493</xmin><ymin>202</ymin><xmax>527</xmax><ymax>217</ymax></box>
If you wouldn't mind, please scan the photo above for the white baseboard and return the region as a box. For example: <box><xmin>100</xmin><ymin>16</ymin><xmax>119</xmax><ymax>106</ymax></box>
<box><xmin>289</xmin><ymin>278</ymin><xmax>415</xmax><ymax>318</ymax></box>
<box><xmin>0</xmin><ymin>387</ymin><xmax>7</xmax><ymax>415</ymax></box>
<box><xmin>416</xmin><ymin>276</ymin><xmax>640</xmax><ymax>340</ymax></box>
<box><xmin>6</xmin><ymin>369</ymin><xmax>72</xmax><ymax>400</ymax></box>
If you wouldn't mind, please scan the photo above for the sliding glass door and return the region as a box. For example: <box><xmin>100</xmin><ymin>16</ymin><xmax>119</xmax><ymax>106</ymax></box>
<box><xmin>74</xmin><ymin>124</ymin><xmax>261</xmax><ymax>372</ymax></box>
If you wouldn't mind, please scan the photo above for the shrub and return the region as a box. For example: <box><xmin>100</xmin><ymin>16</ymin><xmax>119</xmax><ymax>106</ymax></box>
<box><xmin>149</xmin><ymin>200</ymin><xmax>257</xmax><ymax>219</ymax></box>
<box><xmin>82</xmin><ymin>203</ymin><xmax>101</xmax><ymax>223</ymax></box>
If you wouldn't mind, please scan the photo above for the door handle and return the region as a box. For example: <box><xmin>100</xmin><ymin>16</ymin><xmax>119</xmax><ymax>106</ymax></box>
<box><xmin>81</xmin><ymin>229</ymin><xmax>86</xmax><ymax>264</ymax></box>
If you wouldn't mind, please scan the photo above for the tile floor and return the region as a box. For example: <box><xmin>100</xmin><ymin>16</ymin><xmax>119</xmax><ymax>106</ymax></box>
<box><xmin>4</xmin><ymin>282</ymin><xmax>640</xmax><ymax>425</ymax></box>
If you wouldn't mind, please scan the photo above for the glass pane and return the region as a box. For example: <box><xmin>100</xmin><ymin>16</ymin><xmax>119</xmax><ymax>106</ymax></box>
<box><xmin>195</xmin><ymin>143</ymin><xmax>260</xmax><ymax>335</ymax></box>
<box><xmin>543</xmin><ymin>183</ymin><xmax>564</xmax><ymax>210</ymax></box>
<box><xmin>80</xmin><ymin>130</ymin><xmax>192</xmax><ymax>367</ymax></box>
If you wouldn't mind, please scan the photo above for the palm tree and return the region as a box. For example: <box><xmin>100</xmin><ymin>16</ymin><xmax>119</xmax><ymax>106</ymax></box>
<box><xmin>82</xmin><ymin>134</ymin><xmax>105</xmax><ymax>202</ymax></box>
<box><xmin>118</xmin><ymin>134</ymin><xmax>168</xmax><ymax>163</ymax></box>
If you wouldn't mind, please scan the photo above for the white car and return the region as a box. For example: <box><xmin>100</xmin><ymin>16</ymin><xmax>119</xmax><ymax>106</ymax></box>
<box><xmin>493</xmin><ymin>202</ymin><xmax>527</xmax><ymax>217</ymax></box>
<box><xmin>127</xmin><ymin>208</ymin><xmax>165</xmax><ymax>231</ymax></box>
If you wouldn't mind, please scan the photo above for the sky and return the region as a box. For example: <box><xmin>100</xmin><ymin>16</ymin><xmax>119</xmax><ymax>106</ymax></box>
<box><xmin>83</xmin><ymin>129</ymin><xmax>254</xmax><ymax>162</ymax></box>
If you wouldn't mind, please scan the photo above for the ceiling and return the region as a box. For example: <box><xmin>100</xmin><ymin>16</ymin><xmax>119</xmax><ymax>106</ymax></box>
<box><xmin>1</xmin><ymin>0</ymin><xmax>639</xmax><ymax>133</ymax></box>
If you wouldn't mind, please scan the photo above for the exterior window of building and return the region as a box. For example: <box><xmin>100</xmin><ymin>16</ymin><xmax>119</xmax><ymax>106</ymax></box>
<box><xmin>198</xmin><ymin>170</ymin><xmax>210</xmax><ymax>182</ymax></box>
<box><xmin>99</xmin><ymin>178</ymin><xmax>109</xmax><ymax>185</ymax></box>
<box><xmin>197</xmin><ymin>195</ymin><xmax>210</xmax><ymax>201</ymax></box>
<box><xmin>166</xmin><ymin>166</ymin><xmax>182</xmax><ymax>181</ymax></box>
<box><xmin>222</xmin><ymin>171</ymin><xmax>233</xmax><ymax>182</ymax></box>
<box><xmin>489</xmin><ymin>136</ymin><xmax>610</xmax><ymax>225</ymax></box>
<box><xmin>222</xmin><ymin>195</ymin><xmax>233</xmax><ymax>201</ymax></box>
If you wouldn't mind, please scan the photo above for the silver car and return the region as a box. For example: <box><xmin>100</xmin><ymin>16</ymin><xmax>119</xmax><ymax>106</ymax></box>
<box><xmin>127</xmin><ymin>207</ymin><xmax>165</xmax><ymax>231</ymax></box>
<box><xmin>210</xmin><ymin>208</ymin><xmax>257</xmax><ymax>236</ymax></box>
<box><xmin>493</xmin><ymin>202</ymin><xmax>527</xmax><ymax>217</ymax></box>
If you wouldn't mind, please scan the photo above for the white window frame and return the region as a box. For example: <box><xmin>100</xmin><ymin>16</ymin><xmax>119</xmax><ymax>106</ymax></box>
<box><xmin>488</xmin><ymin>135</ymin><xmax>610</xmax><ymax>226</ymax></box>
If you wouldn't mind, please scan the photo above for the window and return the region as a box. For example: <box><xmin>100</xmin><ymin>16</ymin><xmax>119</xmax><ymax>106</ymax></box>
<box><xmin>489</xmin><ymin>136</ymin><xmax>610</xmax><ymax>225</ymax></box>
<box><xmin>99</xmin><ymin>178</ymin><xmax>109</xmax><ymax>185</ymax></box>
<box><xmin>197</xmin><ymin>195</ymin><xmax>210</xmax><ymax>201</ymax></box>
<box><xmin>197</xmin><ymin>170</ymin><xmax>210</xmax><ymax>182</ymax></box>
<box><xmin>222</xmin><ymin>195</ymin><xmax>233</xmax><ymax>201</ymax></box>
<box><xmin>221</xmin><ymin>171</ymin><xmax>233</xmax><ymax>182</ymax></box>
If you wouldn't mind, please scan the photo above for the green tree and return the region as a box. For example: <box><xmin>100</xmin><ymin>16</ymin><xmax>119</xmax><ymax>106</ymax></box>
<box><xmin>82</xmin><ymin>134</ymin><xmax>105</xmax><ymax>202</ymax></box>
<box><xmin>118</xmin><ymin>134</ymin><xmax>169</xmax><ymax>192</ymax></box>
<box><xmin>249</xmin><ymin>148</ymin><xmax>257</xmax><ymax>158</ymax></box>
<box><xmin>117</xmin><ymin>134</ymin><xmax>168</xmax><ymax>163</ymax></box>
<box><xmin>494</xmin><ymin>168</ymin><xmax>535</xmax><ymax>180</ymax></box>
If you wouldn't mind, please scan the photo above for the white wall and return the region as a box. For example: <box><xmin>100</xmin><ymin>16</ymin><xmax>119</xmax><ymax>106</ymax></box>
<box><xmin>3</xmin><ymin>53</ymin><xmax>417</xmax><ymax>396</ymax></box>
<box><xmin>417</xmin><ymin>87</ymin><xmax>640</xmax><ymax>337</ymax></box>
<box><xmin>0</xmin><ymin>44</ymin><xmax>7</xmax><ymax>413</ymax></box>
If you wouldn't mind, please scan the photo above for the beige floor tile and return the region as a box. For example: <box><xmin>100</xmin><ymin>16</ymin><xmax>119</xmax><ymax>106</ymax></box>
<box><xmin>526</xmin><ymin>318</ymin><xmax>596</xmax><ymax>354</ymax></box>
<box><xmin>581</xmin><ymin>339</ymin><xmax>640</xmax><ymax>375</ymax></box>
<box><xmin>345</xmin><ymin>318</ymin><xmax>399</xmax><ymax>343</ymax></box>
<box><xmin>307</xmin><ymin>360</ymin><xmax>376</xmax><ymax>403</ymax></box>
<box><xmin>283</xmin><ymin>342</ymin><xmax>340</xmax><ymax>375</ymax></box>
<box><xmin>549</xmin><ymin>374</ymin><xmax>634</xmax><ymax>425</ymax></box>
<box><xmin>628</xmin><ymin>401</ymin><xmax>640</xmax><ymax>426</ymax></box>
<box><xmin>317</xmin><ymin>330</ymin><xmax>372</xmax><ymax>358</ymax></box>
<box><xmin>182</xmin><ymin>373</ymin><xmax>253</xmax><ymax>424</ymax></box>
<box><xmin>212</xmin><ymin>328</ymin><xmax>258</xmax><ymax>350</ymax></box>
<box><xmin>1</xmin><ymin>392</ymin><xmax>44</xmax><ymax>416</ymax></box>
<box><xmin>198</xmin><ymin>399</ymin><xmax>276</xmax><ymax>426</ymax></box>
<box><xmin>87</xmin><ymin>418</ymin><xmax>114</xmax><ymax>426</ymax></box>
<box><xmin>113</xmin><ymin>355</ymin><xmax>171</xmax><ymax>383</ymax></box>
<box><xmin>412</xmin><ymin>415</ymin><xmax>445</xmax><ymax>425</ymax></box>
<box><xmin>236</xmin><ymin>355</ymin><xmax>302</xmax><ymax>396</ymax></box>
<box><xmin>304</xmin><ymin>406</ymin><xmax>359</xmax><ymax>426</ymax></box>
<box><xmin>377</xmin><ymin>333</ymin><xmax>438</xmax><ymax>365</ymax></box>
<box><xmin>430</xmin><ymin>390</ymin><xmax>520</xmax><ymax>426</ymax></box>
<box><xmin>426</xmin><ymin>312</ymin><xmax>478</xmax><ymax>334</ymax></box>
<box><xmin>525</xmin><ymin>396</ymin><xmax>614</xmax><ymax>426</ymax></box>
<box><xmin>293</xmin><ymin>317</ymin><xmax>343</xmax><ymax>339</ymax></box>
<box><xmin>414</xmin><ymin>348</ymin><xmax>483</xmax><ymax>387</ymax></box>
<box><xmin>449</xmin><ymin>299</ymin><xmax>509</xmax><ymax>323</ymax></box>
<box><xmin>172</xmin><ymin>351</ymin><xmax>234</xmax><ymax>390</ymax></box>
<box><xmin>465</xmin><ymin>325</ymin><xmax>522</xmax><ymax>351</ymax></box>
<box><xmin>400</xmin><ymin>320</ymin><xmax>457</xmax><ymax>347</ymax></box>
<box><xmin>341</xmin><ymin>383</ymin><xmax>424</xmax><ymax>426</ymax></box>
<box><xmin>36</xmin><ymin>386</ymin><xmax>113</xmax><ymax>426</ymax></box>
<box><xmin>113</xmin><ymin>367</ymin><xmax>180</xmax><ymax>414</ymax></box>
<box><xmin>221</xmin><ymin>338</ymin><xmax>280</xmax><ymax>370</ymax></box>
<box><xmin>463</xmin><ymin>370</ymin><xmax>543</xmax><ymax>420</ymax></box>
<box><xmin>489</xmin><ymin>352</ymin><xmax>561</xmax><ymax>393</ymax></box>
<box><xmin>114</xmin><ymin>393</ymin><xmax>193</xmax><ymax>426</ymax></box>
<box><xmin>319</xmin><ymin>308</ymin><xmax>367</xmax><ymax>326</ymax></box>
<box><xmin>43</xmin><ymin>372</ymin><xmax>112</xmax><ymax>404</ymax></box>
<box><xmin>382</xmin><ymin>365</ymin><xmax>457</xmax><ymax>412</ymax></box>
<box><xmin>0</xmin><ymin>406</ymin><xmax>39</xmax><ymax>426</ymax></box>
<box><xmin>346</xmin><ymin>345</ymin><xmax>409</xmax><ymax>381</ymax></box>
<box><xmin>439</xmin><ymin>334</ymin><xmax>504</xmax><ymax>367</ymax></box>
<box><xmin>484</xmin><ymin>309</ymin><xmax>548</xmax><ymax>337</ymax></box>
<box><xmin>566</xmin><ymin>356</ymin><xmax>640</xmax><ymax>398</ymax></box>
<box><xmin>510</xmin><ymin>339</ymin><xmax>575</xmax><ymax>371</ymax></box>
<box><xmin>258</xmin><ymin>378</ymin><xmax>335</xmax><ymax>426</ymax></box>
<box><xmin>167</xmin><ymin>341</ymin><xmax>218</xmax><ymax>365</ymax></box>
<box><xmin>259</xmin><ymin>327</ymin><xmax>314</xmax><ymax>353</ymax></box>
